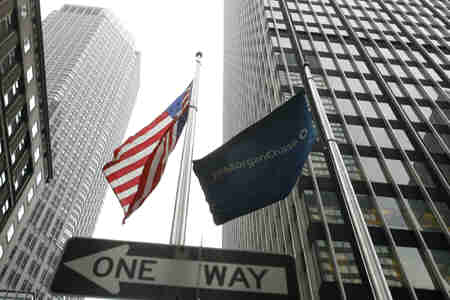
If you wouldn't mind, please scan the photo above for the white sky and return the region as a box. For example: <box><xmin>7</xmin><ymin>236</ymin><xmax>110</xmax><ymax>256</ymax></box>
<box><xmin>40</xmin><ymin>1</ymin><xmax>223</xmax><ymax>248</ymax></box>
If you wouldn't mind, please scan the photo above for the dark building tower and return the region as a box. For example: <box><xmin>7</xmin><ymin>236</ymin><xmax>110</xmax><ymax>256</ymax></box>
<box><xmin>223</xmin><ymin>1</ymin><xmax>449</xmax><ymax>300</ymax></box>
<box><xmin>0</xmin><ymin>0</ymin><xmax>52</xmax><ymax>296</ymax></box>
<box><xmin>0</xmin><ymin>4</ymin><xmax>139</xmax><ymax>300</ymax></box>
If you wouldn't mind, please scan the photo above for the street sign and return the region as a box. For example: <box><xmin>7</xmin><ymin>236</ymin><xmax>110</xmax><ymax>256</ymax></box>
<box><xmin>50</xmin><ymin>237</ymin><xmax>299</xmax><ymax>300</ymax></box>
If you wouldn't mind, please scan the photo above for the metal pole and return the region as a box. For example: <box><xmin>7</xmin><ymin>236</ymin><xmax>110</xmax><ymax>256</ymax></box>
<box><xmin>170</xmin><ymin>52</ymin><xmax>202</xmax><ymax>245</ymax></box>
<box><xmin>304</xmin><ymin>64</ymin><xmax>393</xmax><ymax>300</ymax></box>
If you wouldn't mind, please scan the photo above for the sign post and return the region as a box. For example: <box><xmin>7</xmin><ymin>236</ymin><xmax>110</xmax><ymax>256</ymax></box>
<box><xmin>51</xmin><ymin>237</ymin><xmax>299</xmax><ymax>300</ymax></box>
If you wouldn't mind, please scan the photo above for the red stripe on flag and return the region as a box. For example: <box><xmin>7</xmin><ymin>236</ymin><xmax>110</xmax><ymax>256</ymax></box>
<box><xmin>113</xmin><ymin>176</ymin><xmax>141</xmax><ymax>194</ymax></box>
<box><xmin>113</xmin><ymin>112</ymin><xmax>169</xmax><ymax>159</ymax></box>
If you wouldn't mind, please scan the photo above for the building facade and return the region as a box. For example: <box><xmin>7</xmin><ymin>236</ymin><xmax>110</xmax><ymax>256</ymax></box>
<box><xmin>0</xmin><ymin>0</ymin><xmax>52</xmax><ymax>297</ymax></box>
<box><xmin>0</xmin><ymin>4</ymin><xmax>140</xmax><ymax>300</ymax></box>
<box><xmin>223</xmin><ymin>0</ymin><xmax>449</xmax><ymax>300</ymax></box>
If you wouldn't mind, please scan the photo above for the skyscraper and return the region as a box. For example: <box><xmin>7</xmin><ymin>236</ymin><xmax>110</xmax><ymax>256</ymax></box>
<box><xmin>0</xmin><ymin>0</ymin><xmax>52</xmax><ymax>298</ymax></box>
<box><xmin>0</xmin><ymin>4</ymin><xmax>140</xmax><ymax>300</ymax></box>
<box><xmin>223</xmin><ymin>1</ymin><xmax>449</xmax><ymax>300</ymax></box>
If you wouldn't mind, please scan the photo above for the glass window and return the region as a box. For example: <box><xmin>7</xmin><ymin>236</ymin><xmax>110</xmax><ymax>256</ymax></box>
<box><xmin>347</xmin><ymin>78</ymin><xmax>366</xmax><ymax>94</ymax></box>
<box><xmin>337</xmin><ymin>98</ymin><xmax>357</xmax><ymax>116</ymax></box>
<box><xmin>322</xmin><ymin>192</ymin><xmax>344</xmax><ymax>224</ymax></box>
<box><xmin>357</xmin><ymin>194</ymin><xmax>382</xmax><ymax>226</ymax></box>
<box><xmin>401</xmin><ymin>105</ymin><xmax>421</xmax><ymax>122</ymax></box>
<box><xmin>407</xmin><ymin>198</ymin><xmax>440</xmax><ymax>231</ymax></box>
<box><xmin>404</xmin><ymin>83</ymin><xmax>422</xmax><ymax>99</ymax></box>
<box><xmin>338</xmin><ymin>59</ymin><xmax>354</xmax><ymax>72</ymax></box>
<box><xmin>343</xmin><ymin>154</ymin><xmax>363</xmax><ymax>180</ymax></box>
<box><xmin>385</xmin><ymin>159</ymin><xmax>413</xmax><ymax>185</ymax></box>
<box><xmin>412</xmin><ymin>162</ymin><xmax>435</xmax><ymax>187</ymax></box>
<box><xmin>314</xmin><ymin>41</ymin><xmax>328</xmax><ymax>52</ymax></box>
<box><xmin>393</xmin><ymin>129</ymin><xmax>414</xmax><ymax>151</ymax></box>
<box><xmin>328</xmin><ymin>76</ymin><xmax>346</xmax><ymax>91</ymax></box>
<box><xmin>279</xmin><ymin>37</ymin><xmax>292</xmax><ymax>48</ymax></box>
<box><xmin>431</xmin><ymin>249</ymin><xmax>450</xmax><ymax>286</ymax></box>
<box><xmin>23</xmin><ymin>38</ymin><xmax>31</xmax><ymax>54</ymax></box>
<box><xmin>397</xmin><ymin>247</ymin><xmax>435</xmax><ymax>290</ymax></box>
<box><xmin>26</xmin><ymin>66</ymin><xmax>33</xmax><ymax>83</ymax></box>
<box><xmin>348</xmin><ymin>125</ymin><xmax>371</xmax><ymax>146</ymax></box>
<box><xmin>330</xmin><ymin>42</ymin><xmax>345</xmax><ymax>54</ymax></box>
<box><xmin>331</xmin><ymin>122</ymin><xmax>347</xmax><ymax>143</ymax></box>
<box><xmin>29</xmin><ymin>95</ymin><xmax>35</xmax><ymax>111</ymax></box>
<box><xmin>376</xmin><ymin>63</ymin><xmax>390</xmax><ymax>76</ymax></box>
<box><xmin>365</xmin><ymin>80</ymin><xmax>382</xmax><ymax>96</ymax></box>
<box><xmin>370</xmin><ymin>127</ymin><xmax>394</xmax><ymax>148</ymax></box>
<box><xmin>378</xmin><ymin>103</ymin><xmax>397</xmax><ymax>120</ymax></box>
<box><xmin>355</xmin><ymin>60</ymin><xmax>370</xmax><ymax>74</ymax></box>
<box><xmin>360</xmin><ymin>157</ymin><xmax>388</xmax><ymax>183</ymax></box>
<box><xmin>321</xmin><ymin>57</ymin><xmax>337</xmax><ymax>70</ymax></box>
<box><xmin>7</xmin><ymin>224</ymin><xmax>14</xmax><ymax>242</ymax></box>
<box><xmin>359</xmin><ymin>101</ymin><xmax>378</xmax><ymax>118</ymax></box>
<box><xmin>391</xmin><ymin>65</ymin><xmax>406</xmax><ymax>78</ymax></box>
<box><xmin>434</xmin><ymin>201</ymin><xmax>450</xmax><ymax>231</ymax></box>
<box><xmin>304</xmin><ymin>190</ymin><xmax>321</xmax><ymax>222</ymax></box>
<box><xmin>299</xmin><ymin>39</ymin><xmax>312</xmax><ymax>51</ymax></box>
<box><xmin>321</xmin><ymin>96</ymin><xmax>337</xmax><ymax>114</ymax></box>
<box><xmin>376</xmin><ymin>196</ymin><xmax>410</xmax><ymax>229</ymax></box>
<box><xmin>388</xmin><ymin>82</ymin><xmax>404</xmax><ymax>97</ymax></box>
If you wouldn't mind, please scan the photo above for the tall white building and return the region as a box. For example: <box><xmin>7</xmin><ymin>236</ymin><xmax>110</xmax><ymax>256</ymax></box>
<box><xmin>0</xmin><ymin>5</ymin><xmax>140</xmax><ymax>300</ymax></box>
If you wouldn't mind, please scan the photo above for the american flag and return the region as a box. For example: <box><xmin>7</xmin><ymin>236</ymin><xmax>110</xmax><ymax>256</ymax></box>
<box><xmin>103</xmin><ymin>82</ymin><xmax>192</xmax><ymax>223</ymax></box>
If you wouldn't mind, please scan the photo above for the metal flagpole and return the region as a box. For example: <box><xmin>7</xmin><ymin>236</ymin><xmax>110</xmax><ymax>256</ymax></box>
<box><xmin>170</xmin><ymin>52</ymin><xmax>202</xmax><ymax>245</ymax></box>
<box><xmin>303</xmin><ymin>64</ymin><xmax>393</xmax><ymax>300</ymax></box>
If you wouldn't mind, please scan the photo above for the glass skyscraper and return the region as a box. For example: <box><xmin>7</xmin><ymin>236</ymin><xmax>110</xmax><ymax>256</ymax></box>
<box><xmin>0</xmin><ymin>4</ymin><xmax>139</xmax><ymax>300</ymax></box>
<box><xmin>223</xmin><ymin>1</ymin><xmax>449</xmax><ymax>300</ymax></box>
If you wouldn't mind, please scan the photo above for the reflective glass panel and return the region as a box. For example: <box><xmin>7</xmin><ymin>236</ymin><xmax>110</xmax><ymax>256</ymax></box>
<box><xmin>376</xmin><ymin>196</ymin><xmax>410</xmax><ymax>229</ymax></box>
<box><xmin>397</xmin><ymin>247</ymin><xmax>435</xmax><ymax>290</ymax></box>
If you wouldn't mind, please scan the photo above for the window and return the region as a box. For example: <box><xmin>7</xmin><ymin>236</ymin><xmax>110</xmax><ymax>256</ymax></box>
<box><xmin>359</xmin><ymin>101</ymin><xmax>378</xmax><ymax>118</ymax></box>
<box><xmin>7</xmin><ymin>224</ymin><xmax>14</xmax><ymax>242</ymax></box>
<box><xmin>29</xmin><ymin>95</ymin><xmax>35</xmax><ymax>111</ymax></box>
<box><xmin>7</xmin><ymin>124</ymin><xmax>12</xmax><ymax>136</ymax></box>
<box><xmin>34</xmin><ymin>148</ymin><xmax>39</xmax><ymax>163</ymax></box>
<box><xmin>360</xmin><ymin>157</ymin><xmax>388</xmax><ymax>183</ymax></box>
<box><xmin>23</xmin><ymin>38</ymin><xmax>30</xmax><ymax>54</ymax></box>
<box><xmin>3</xmin><ymin>93</ymin><xmax>8</xmax><ymax>107</ymax></box>
<box><xmin>370</xmin><ymin>127</ymin><xmax>394</xmax><ymax>148</ymax></box>
<box><xmin>386</xmin><ymin>159</ymin><xmax>413</xmax><ymax>185</ymax></box>
<box><xmin>26</xmin><ymin>66</ymin><xmax>33</xmax><ymax>83</ymax></box>
<box><xmin>279</xmin><ymin>37</ymin><xmax>292</xmax><ymax>48</ymax></box>
<box><xmin>27</xmin><ymin>188</ymin><xmax>33</xmax><ymax>203</ymax></box>
<box><xmin>397</xmin><ymin>247</ymin><xmax>435</xmax><ymax>290</ymax></box>
<box><xmin>328</xmin><ymin>76</ymin><xmax>346</xmax><ymax>91</ymax></box>
<box><xmin>18</xmin><ymin>205</ymin><xmax>24</xmax><ymax>221</ymax></box>
<box><xmin>11</xmin><ymin>152</ymin><xmax>15</xmax><ymax>164</ymax></box>
<box><xmin>32</xmin><ymin>123</ymin><xmax>38</xmax><ymax>137</ymax></box>
<box><xmin>378</xmin><ymin>103</ymin><xmax>397</xmax><ymax>120</ymax></box>
<box><xmin>347</xmin><ymin>78</ymin><xmax>366</xmax><ymax>93</ymax></box>
<box><xmin>337</xmin><ymin>98</ymin><xmax>357</xmax><ymax>116</ymax></box>
<box><xmin>20</xmin><ymin>2</ymin><xmax>27</xmax><ymax>17</ymax></box>
<box><xmin>37</xmin><ymin>172</ymin><xmax>41</xmax><ymax>185</ymax></box>
<box><xmin>348</xmin><ymin>125</ymin><xmax>371</xmax><ymax>146</ymax></box>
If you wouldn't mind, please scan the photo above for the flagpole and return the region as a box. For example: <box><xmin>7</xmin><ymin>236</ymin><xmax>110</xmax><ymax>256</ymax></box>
<box><xmin>303</xmin><ymin>63</ymin><xmax>393</xmax><ymax>300</ymax></box>
<box><xmin>170</xmin><ymin>52</ymin><xmax>202</xmax><ymax>245</ymax></box>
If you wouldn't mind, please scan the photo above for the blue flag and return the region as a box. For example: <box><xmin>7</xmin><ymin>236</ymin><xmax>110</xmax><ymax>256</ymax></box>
<box><xmin>193</xmin><ymin>90</ymin><xmax>315</xmax><ymax>225</ymax></box>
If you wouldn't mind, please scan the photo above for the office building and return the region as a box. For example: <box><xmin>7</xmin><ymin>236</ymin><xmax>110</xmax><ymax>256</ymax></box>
<box><xmin>0</xmin><ymin>4</ymin><xmax>140</xmax><ymax>300</ymax></box>
<box><xmin>223</xmin><ymin>0</ymin><xmax>449</xmax><ymax>300</ymax></box>
<box><xmin>0</xmin><ymin>0</ymin><xmax>52</xmax><ymax>297</ymax></box>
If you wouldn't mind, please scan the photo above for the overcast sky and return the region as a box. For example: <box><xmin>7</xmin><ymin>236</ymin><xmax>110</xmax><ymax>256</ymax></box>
<box><xmin>40</xmin><ymin>1</ymin><xmax>224</xmax><ymax>248</ymax></box>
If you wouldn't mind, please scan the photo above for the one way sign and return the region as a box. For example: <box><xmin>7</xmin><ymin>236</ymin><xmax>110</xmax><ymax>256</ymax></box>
<box><xmin>50</xmin><ymin>237</ymin><xmax>299</xmax><ymax>300</ymax></box>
